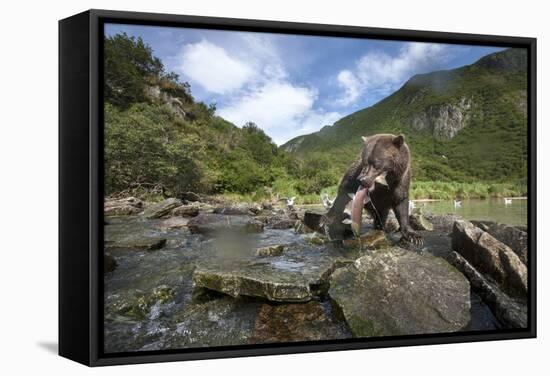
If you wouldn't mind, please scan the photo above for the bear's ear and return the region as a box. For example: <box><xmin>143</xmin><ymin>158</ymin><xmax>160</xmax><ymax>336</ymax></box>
<box><xmin>361</xmin><ymin>136</ymin><xmax>368</xmax><ymax>143</ymax></box>
<box><xmin>393</xmin><ymin>134</ymin><xmax>405</xmax><ymax>148</ymax></box>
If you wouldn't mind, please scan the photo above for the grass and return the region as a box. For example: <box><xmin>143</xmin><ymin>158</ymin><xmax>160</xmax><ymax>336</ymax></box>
<box><xmin>410</xmin><ymin>181</ymin><xmax>527</xmax><ymax>200</ymax></box>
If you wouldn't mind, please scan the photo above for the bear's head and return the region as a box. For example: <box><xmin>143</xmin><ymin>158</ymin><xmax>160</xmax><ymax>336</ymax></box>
<box><xmin>357</xmin><ymin>133</ymin><xmax>409</xmax><ymax>190</ymax></box>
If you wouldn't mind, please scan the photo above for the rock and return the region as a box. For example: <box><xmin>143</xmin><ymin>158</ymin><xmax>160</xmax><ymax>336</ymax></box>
<box><xmin>261</xmin><ymin>202</ymin><xmax>273</xmax><ymax>210</ymax></box>
<box><xmin>410</xmin><ymin>208</ymin><xmax>434</xmax><ymax>231</ymax></box>
<box><xmin>256</xmin><ymin>245</ymin><xmax>286</xmax><ymax>257</ymax></box>
<box><xmin>105</xmin><ymin>237</ymin><xmax>167</xmax><ymax>251</ymax></box>
<box><xmin>303</xmin><ymin>211</ymin><xmax>324</xmax><ymax>232</ymax></box>
<box><xmin>448</xmin><ymin>251</ymin><xmax>527</xmax><ymax>328</ymax></box>
<box><xmin>142</xmin><ymin>198</ymin><xmax>182</xmax><ymax>219</ymax></box>
<box><xmin>213</xmin><ymin>203</ymin><xmax>262</xmax><ymax>216</ymax></box>
<box><xmin>303</xmin><ymin>211</ymin><xmax>353</xmax><ymax>240</ymax></box>
<box><xmin>471</xmin><ymin>221</ymin><xmax>528</xmax><ymax>264</ymax></box>
<box><xmin>104</xmin><ymin>252</ymin><xmax>117</xmax><ymax>273</ymax></box>
<box><xmin>342</xmin><ymin>230</ymin><xmax>390</xmax><ymax>250</ymax></box>
<box><xmin>251</xmin><ymin>301</ymin><xmax>350</xmax><ymax>343</ymax></box>
<box><xmin>155</xmin><ymin>216</ymin><xmax>189</xmax><ymax>230</ymax></box>
<box><xmin>187</xmin><ymin>214</ymin><xmax>264</xmax><ymax>235</ymax></box>
<box><xmin>193</xmin><ymin>246</ymin><xmax>341</xmax><ymax>302</ymax></box>
<box><xmin>269</xmin><ymin>218</ymin><xmax>297</xmax><ymax>229</ymax></box>
<box><xmin>451</xmin><ymin>220</ymin><xmax>527</xmax><ymax>298</ymax></box>
<box><xmin>329</xmin><ymin>247</ymin><xmax>471</xmax><ymax>337</ymax></box>
<box><xmin>104</xmin><ymin>197</ymin><xmax>143</xmax><ymax>216</ymax></box>
<box><xmin>179</xmin><ymin>191</ymin><xmax>201</xmax><ymax>203</ymax></box>
<box><xmin>171</xmin><ymin>204</ymin><xmax>200</xmax><ymax>217</ymax></box>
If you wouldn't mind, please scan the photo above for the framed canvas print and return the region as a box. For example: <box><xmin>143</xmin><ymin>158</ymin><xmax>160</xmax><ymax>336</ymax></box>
<box><xmin>59</xmin><ymin>9</ymin><xmax>536</xmax><ymax>366</ymax></box>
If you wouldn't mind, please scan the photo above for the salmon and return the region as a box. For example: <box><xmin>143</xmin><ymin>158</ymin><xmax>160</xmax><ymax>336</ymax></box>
<box><xmin>351</xmin><ymin>186</ymin><xmax>369</xmax><ymax>237</ymax></box>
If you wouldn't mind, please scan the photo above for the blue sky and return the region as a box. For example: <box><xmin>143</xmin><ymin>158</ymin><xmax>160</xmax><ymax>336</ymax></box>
<box><xmin>105</xmin><ymin>23</ymin><xmax>503</xmax><ymax>145</ymax></box>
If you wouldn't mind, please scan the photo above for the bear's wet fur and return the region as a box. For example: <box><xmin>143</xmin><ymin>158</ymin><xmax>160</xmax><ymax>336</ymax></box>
<box><xmin>324</xmin><ymin>133</ymin><xmax>423</xmax><ymax>245</ymax></box>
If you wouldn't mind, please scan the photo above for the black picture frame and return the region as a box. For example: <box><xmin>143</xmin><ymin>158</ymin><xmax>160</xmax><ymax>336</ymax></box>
<box><xmin>59</xmin><ymin>9</ymin><xmax>537</xmax><ymax>367</ymax></box>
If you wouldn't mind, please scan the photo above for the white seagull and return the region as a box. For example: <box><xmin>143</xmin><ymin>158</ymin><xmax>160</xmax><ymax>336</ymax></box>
<box><xmin>281</xmin><ymin>196</ymin><xmax>296</xmax><ymax>210</ymax></box>
<box><xmin>504</xmin><ymin>198</ymin><xmax>513</xmax><ymax>205</ymax></box>
<box><xmin>454</xmin><ymin>199</ymin><xmax>462</xmax><ymax>208</ymax></box>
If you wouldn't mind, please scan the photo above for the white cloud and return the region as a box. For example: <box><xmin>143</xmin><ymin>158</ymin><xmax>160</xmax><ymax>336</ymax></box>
<box><xmin>336</xmin><ymin>42</ymin><xmax>449</xmax><ymax>105</ymax></box>
<box><xmin>218</xmin><ymin>81</ymin><xmax>340</xmax><ymax>145</ymax></box>
<box><xmin>179</xmin><ymin>40</ymin><xmax>255</xmax><ymax>94</ymax></box>
<box><xmin>337</xmin><ymin>70</ymin><xmax>361</xmax><ymax>106</ymax></box>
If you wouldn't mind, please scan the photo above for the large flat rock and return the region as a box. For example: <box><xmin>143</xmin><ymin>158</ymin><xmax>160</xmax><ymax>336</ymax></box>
<box><xmin>452</xmin><ymin>220</ymin><xmax>527</xmax><ymax>299</ymax></box>
<box><xmin>193</xmin><ymin>246</ymin><xmax>344</xmax><ymax>302</ymax></box>
<box><xmin>329</xmin><ymin>247</ymin><xmax>470</xmax><ymax>337</ymax></box>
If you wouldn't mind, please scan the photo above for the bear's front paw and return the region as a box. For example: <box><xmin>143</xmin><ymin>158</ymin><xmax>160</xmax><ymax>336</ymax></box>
<box><xmin>400</xmin><ymin>229</ymin><xmax>424</xmax><ymax>246</ymax></box>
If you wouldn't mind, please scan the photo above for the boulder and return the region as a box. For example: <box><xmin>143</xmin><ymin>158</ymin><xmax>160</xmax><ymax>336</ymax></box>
<box><xmin>142</xmin><ymin>198</ymin><xmax>182</xmax><ymax>219</ymax></box>
<box><xmin>251</xmin><ymin>301</ymin><xmax>350</xmax><ymax>343</ymax></box>
<box><xmin>193</xmin><ymin>247</ymin><xmax>341</xmax><ymax>302</ymax></box>
<box><xmin>471</xmin><ymin>221</ymin><xmax>528</xmax><ymax>264</ymax></box>
<box><xmin>410</xmin><ymin>208</ymin><xmax>434</xmax><ymax>231</ymax></box>
<box><xmin>448</xmin><ymin>251</ymin><xmax>527</xmax><ymax>328</ymax></box>
<box><xmin>105</xmin><ymin>237</ymin><xmax>166</xmax><ymax>251</ymax></box>
<box><xmin>104</xmin><ymin>197</ymin><xmax>143</xmax><ymax>216</ymax></box>
<box><xmin>187</xmin><ymin>214</ymin><xmax>264</xmax><ymax>235</ymax></box>
<box><xmin>256</xmin><ymin>245</ymin><xmax>286</xmax><ymax>257</ymax></box>
<box><xmin>171</xmin><ymin>204</ymin><xmax>200</xmax><ymax>217</ymax></box>
<box><xmin>451</xmin><ymin>220</ymin><xmax>527</xmax><ymax>298</ymax></box>
<box><xmin>294</xmin><ymin>220</ymin><xmax>314</xmax><ymax>234</ymax></box>
<box><xmin>329</xmin><ymin>247</ymin><xmax>470</xmax><ymax>337</ymax></box>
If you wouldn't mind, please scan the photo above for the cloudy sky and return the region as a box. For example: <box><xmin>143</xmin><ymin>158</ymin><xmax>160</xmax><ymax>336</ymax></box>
<box><xmin>105</xmin><ymin>24</ymin><xmax>502</xmax><ymax>145</ymax></box>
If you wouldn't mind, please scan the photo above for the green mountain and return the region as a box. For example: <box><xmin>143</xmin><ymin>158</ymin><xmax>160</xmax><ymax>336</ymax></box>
<box><xmin>282</xmin><ymin>48</ymin><xmax>528</xmax><ymax>184</ymax></box>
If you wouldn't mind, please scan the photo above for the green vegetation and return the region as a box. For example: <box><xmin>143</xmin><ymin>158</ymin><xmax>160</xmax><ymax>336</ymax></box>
<box><xmin>104</xmin><ymin>34</ymin><xmax>527</xmax><ymax>203</ymax></box>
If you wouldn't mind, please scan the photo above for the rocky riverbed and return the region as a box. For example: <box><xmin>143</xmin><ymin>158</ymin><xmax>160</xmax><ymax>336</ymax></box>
<box><xmin>103</xmin><ymin>196</ymin><xmax>528</xmax><ymax>353</ymax></box>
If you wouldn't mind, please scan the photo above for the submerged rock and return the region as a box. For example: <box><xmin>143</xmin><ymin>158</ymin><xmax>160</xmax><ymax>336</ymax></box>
<box><xmin>187</xmin><ymin>214</ymin><xmax>264</xmax><ymax>235</ymax></box>
<box><xmin>256</xmin><ymin>245</ymin><xmax>286</xmax><ymax>257</ymax></box>
<box><xmin>471</xmin><ymin>220</ymin><xmax>528</xmax><ymax>264</ymax></box>
<box><xmin>451</xmin><ymin>220</ymin><xmax>527</xmax><ymax>298</ymax></box>
<box><xmin>105</xmin><ymin>237</ymin><xmax>167</xmax><ymax>251</ymax></box>
<box><xmin>449</xmin><ymin>251</ymin><xmax>527</xmax><ymax>328</ymax></box>
<box><xmin>329</xmin><ymin>247</ymin><xmax>470</xmax><ymax>337</ymax></box>
<box><xmin>213</xmin><ymin>203</ymin><xmax>262</xmax><ymax>216</ymax></box>
<box><xmin>251</xmin><ymin>301</ymin><xmax>350</xmax><ymax>343</ymax></box>
<box><xmin>193</xmin><ymin>246</ymin><xmax>341</xmax><ymax>302</ymax></box>
<box><xmin>104</xmin><ymin>197</ymin><xmax>143</xmax><ymax>216</ymax></box>
<box><xmin>106</xmin><ymin>285</ymin><xmax>176</xmax><ymax>320</ymax></box>
<box><xmin>142</xmin><ymin>198</ymin><xmax>182</xmax><ymax>219</ymax></box>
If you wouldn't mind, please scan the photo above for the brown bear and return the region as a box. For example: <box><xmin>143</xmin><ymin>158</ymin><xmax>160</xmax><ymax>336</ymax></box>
<box><xmin>323</xmin><ymin>133</ymin><xmax>422</xmax><ymax>245</ymax></box>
